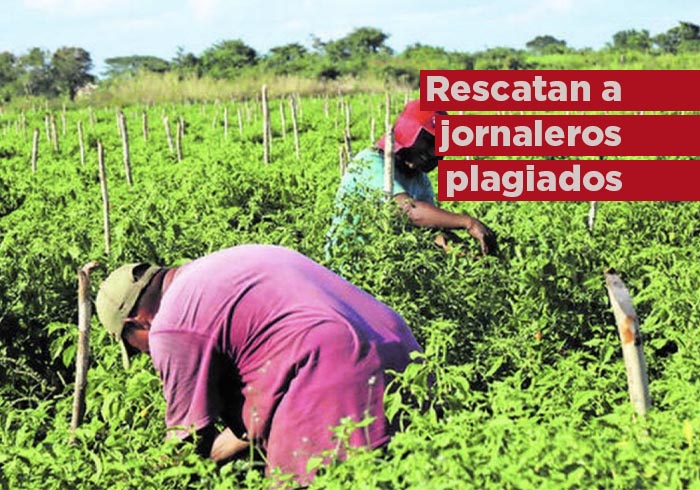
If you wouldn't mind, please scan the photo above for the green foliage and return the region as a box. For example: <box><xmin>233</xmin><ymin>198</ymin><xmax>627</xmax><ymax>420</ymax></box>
<box><xmin>104</xmin><ymin>55</ymin><xmax>170</xmax><ymax>79</ymax></box>
<box><xmin>200</xmin><ymin>39</ymin><xmax>258</xmax><ymax>79</ymax></box>
<box><xmin>526</xmin><ymin>35</ymin><xmax>569</xmax><ymax>55</ymax></box>
<box><xmin>0</xmin><ymin>94</ymin><xmax>699</xmax><ymax>488</ymax></box>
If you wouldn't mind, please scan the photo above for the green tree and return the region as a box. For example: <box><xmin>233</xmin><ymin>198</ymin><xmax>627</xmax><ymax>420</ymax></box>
<box><xmin>525</xmin><ymin>35</ymin><xmax>568</xmax><ymax>55</ymax></box>
<box><xmin>200</xmin><ymin>39</ymin><xmax>258</xmax><ymax>79</ymax></box>
<box><xmin>51</xmin><ymin>46</ymin><xmax>94</xmax><ymax>100</ymax></box>
<box><xmin>172</xmin><ymin>47</ymin><xmax>201</xmax><ymax>78</ymax></box>
<box><xmin>654</xmin><ymin>21</ymin><xmax>700</xmax><ymax>53</ymax></box>
<box><xmin>474</xmin><ymin>47</ymin><xmax>533</xmax><ymax>70</ymax></box>
<box><xmin>104</xmin><ymin>55</ymin><xmax>170</xmax><ymax>79</ymax></box>
<box><xmin>264</xmin><ymin>43</ymin><xmax>308</xmax><ymax>74</ymax></box>
<box><xmin>0</xmin><ymin>52</ymin><xmax>18</xmax><ymax>100</ymax></box>
<box><xmin>324</xmin><ymin>27</ymin><xmax>392</xmax><ymax>61</ymax></box>
<box><xmin>17</xmin><ymin>47</ymin><xmax>54</xmax><ymax>97</ymax></box>
<box><xmin>610</xmin><ymin>29</ymin><xmax>651</xmax><ymax>51</ymax></box>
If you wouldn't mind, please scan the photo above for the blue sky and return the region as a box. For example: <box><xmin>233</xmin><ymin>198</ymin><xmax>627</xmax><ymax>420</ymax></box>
<box><xmin>2</xmin><ymin>0</ymin><xmax>699</xmax><ymax>76</ymax></box>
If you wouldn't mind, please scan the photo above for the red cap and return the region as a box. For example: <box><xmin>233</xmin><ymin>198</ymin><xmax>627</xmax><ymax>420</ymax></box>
<box><xmin>377</xmin><ymin>100</ymin><xmax>444</xmax><ymax>152</ymax></box>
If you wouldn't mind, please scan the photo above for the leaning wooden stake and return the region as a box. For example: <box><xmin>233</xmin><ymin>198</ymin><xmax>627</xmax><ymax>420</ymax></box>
<box><xmin>117</xmin><ymin>112</ymin><xmax>133</xmax><ymax>186</ymax></box>
<box><xmin>70</xmin><ymin>260</ymin><xmax>100</xmax><ymax>439</ymax></box>
<box><xmin>383</xmin><ymin>94</ymin><xmax>394</xmax><ymax>200</ymax></box>
<box><xmin>604</xmin><ymin>270</ymin><xmax>651</xmax><ymax>417</ymax></box>
<box><xmin>290</xmin><ymin>95</ymin><xmax>300</xmax><ymax>160</ymax></box>
<box><xmin>261</xmin><ymin>85</ymin><xmax>271</xmax><ymax>164</ymax></box>
<box><xmin>31</xmin><ymin>128</ymin><xmax>39</xmax><ymax>173</ymax></box>
<box><xmin>97</xmin><ymin>141</ymin><xmax>111</xmax><ymax>256</ymax></box>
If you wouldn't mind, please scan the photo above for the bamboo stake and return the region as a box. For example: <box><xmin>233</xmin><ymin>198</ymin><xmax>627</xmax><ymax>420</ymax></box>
<box><xmin>383</xmin><ymin>94</ymin><xmax>394</xmax><ymax>200</ymax></box>
<box><xmin>77</xmin><ymin>121</ymin><xmax>85</xmax><ymax>166</ymax></box>
<box><xmin>70</xmin><ymin>261</ymin><xmax>100</xmax><ymax>438</ymax></box>
<box><xmin>323</xmin><ymin>95</ymin><xmax>329</xmax><ymax>118</ymax></box>
<box><xmin>163</xmin><ymin>116</ymin><xmax>174</xmax><ymax>153</ymax></box>
<box><xmin>97</xmin><ymin>142</ymin><xmax>111</xmax><ymax>256</ymax></box>
<box><xmin>118</xmin><ymin>112</ymin><xmax>133</xmax><ymax>186</ymax></box>
<box><xmin>604</xmin><ymin>270</ymin><xmax>651</xmax><ymax>417</ymax></box>
<box><xmin>261</xmin><ymin>85</ymin><xmax>271</xmax><ymax>164</ymax></box>
<box><xmin>237</xmin><ymin>107</ymin><xmax>243</xmax><ymax>138</ymax></box>
<box><xmin>290</xmin><ymin>95</ymin><xmax>300</xmax><ymax>160</ymax></box>
<box><xmin>31</xmin><ymin>128</ymin><xmax>39</xmax><ymax>173</ymax></box>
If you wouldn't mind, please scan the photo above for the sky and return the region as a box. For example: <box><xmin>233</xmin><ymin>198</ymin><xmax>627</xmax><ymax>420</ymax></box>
<box><xmin>2</xmin><ymin>0</ymin><xmax>699</xmax><ymax>77</ymax></box>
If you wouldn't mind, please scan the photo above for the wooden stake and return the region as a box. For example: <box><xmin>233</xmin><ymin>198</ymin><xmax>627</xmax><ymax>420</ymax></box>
<box><xmin>344</xmin><ymin>128</ymin><xmax>353</xmax><ymax>160</ymax></box>
<box><xmin>261</xmin><ymin>85</ymin><xmax>271</xmax><ymax>164</ymax></box>
<box><xmin>588</xmin><ymin>201</ymin><xmax>598</xmax><ymax>233</ymax></box>
<box><xmin>224</xmin><ymin>107</ymin><xmax>229</xmax><ymax>139</ymax></box>
<box><xmin>77</xmin><ymin>121</ymin><xmax>86</xmax><ymax>167</ymax></box>
<box><xmin>97</xmin><ymin>141</ymin><xmax>111</xmax><ymax>256</ymax></box>
<box><xmin>31</xmin><ymin>128</ymin><xmax>39</xmax><ymax>173</ymax></box>
<box><xmin>163</xmin><ymin>116</ymin><xmax>174</xmax><ymax>153</ymax></box>
<box><xmin>176</xmin><ymin>117</ymin><xmax>184</xmax><ymax>162</ymax></box>
<box><xmin>50</xmin><ymin>115</ymin><xmax>59</xmax><ymax>153</ymax></box>
<box><xmin>44</xmin><ymin>114</ymin><xmax>51</xmax><ymax>145</ymax></box>
<box><xmin>70</xmin><ymin>261</ymin><xmax>100</xmax><ymax>438</ymax></box>
<box><xmin>339</xmin><ymin>144</ymin><xmax>346</xmax><ymax>176</ymax></box>
<box><xmin>117</xmin><ymin>112</ymin><xmax>133</xmax><ymax>186</ymax></box>
<box><xmin>279</xmin><ymin>101</ymin><xmax>287</xmax><ymax>139</ymax></box>
<box><xmin>61</xmin><ymin>104</ymin><xmax>67</xmax><ymax>137</ymax></box>
<box><xmin>237</xmin><ymin>107</ymin><xmax>243</xmax><ymax>138</ymax></box>
<box><xmin>383</xmin><ymin>93</ymin><xmax>394</xmax><ymax>199</ymax></box>
<box><xmin>290</xmin><ymin>95</ymin><xmax>300</xmax><ymax>160</ymax></box>
<box><xmin>142</xmin><ymin>111</ymin><xmax>149</xmax><ymax>142</ymax></box>
<box><xmin>604</xmin><ymin>270</ymin><xmax>651</xmax><ymax>417</ymax></box>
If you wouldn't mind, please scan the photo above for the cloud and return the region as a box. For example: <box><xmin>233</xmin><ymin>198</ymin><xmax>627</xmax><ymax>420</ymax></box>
<box><xmin>186</xmin><ymin>0</ymin><xmax>223</xmax><ymax>22</ymax></box>
<box><xmin>506</xmin><ymin>0</ymin><xmax>576</xmax><ymax>24</ymax></box>
<box><xmin>23</xmin><ymin>0</ymin><xmax>134</xmax><ymax>17</ymax></box>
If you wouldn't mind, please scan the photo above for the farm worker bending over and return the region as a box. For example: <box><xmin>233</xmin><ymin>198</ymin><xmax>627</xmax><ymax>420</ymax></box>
<box><xmin>327</xmin><ymin>100</ymin><xmax>497</xmax><ymax>256</ymax></box>
<box><xmin>95</xmin><ymin>244</ymin><xmax>422</xmax><ymax>485</ymax></box>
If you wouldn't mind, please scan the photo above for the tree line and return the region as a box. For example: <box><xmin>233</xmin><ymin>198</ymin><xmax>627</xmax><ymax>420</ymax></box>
<box><xmin>1</xmin><ymin>22</ymin><xmax>699</xmax><ymax>103</ymax></box>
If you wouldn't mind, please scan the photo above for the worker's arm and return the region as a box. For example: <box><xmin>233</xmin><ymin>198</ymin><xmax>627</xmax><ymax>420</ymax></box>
<box><xmin>195</xmin><ymin>425</ymin><xmax>249</xmax><ymax>463</ymax></box>
<box><xmin>394</xmin><ymin>192</ymin><xmax>497</xmax><ymax>255</ymax></box>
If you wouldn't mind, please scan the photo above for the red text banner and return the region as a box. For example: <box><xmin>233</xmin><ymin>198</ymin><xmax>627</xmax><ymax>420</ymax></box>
<box><xmin>421</xmin><ymin>70</ymin><xmax>700</xmax><ymax>111</ymax></box>
<box><xmin>437</xmin><ymin>159</ymin><xmax>699</xmax><ymax>201</ymax></box>
<box><xmin>435</xmin><ymin>115</ymin><xmax>700</xmax><ymax>157</ymax></box>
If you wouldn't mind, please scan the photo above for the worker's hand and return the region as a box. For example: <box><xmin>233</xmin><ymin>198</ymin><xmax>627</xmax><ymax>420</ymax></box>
<box><xmin>466</xmin><ymin>219</ymin><xmax>497</xmax><ymax>256</ymax></box>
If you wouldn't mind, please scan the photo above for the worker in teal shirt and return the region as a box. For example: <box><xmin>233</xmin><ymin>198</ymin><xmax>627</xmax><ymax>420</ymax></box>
<box><xmin>327</xmin><ymin>100</ymin><xmax>497</xmax><ymax>256</ymax></box>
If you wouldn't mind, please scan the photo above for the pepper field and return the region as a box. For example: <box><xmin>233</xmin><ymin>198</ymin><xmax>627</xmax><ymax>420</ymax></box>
<box><xmin>0</xmin><ymin>94</ymin><xmax>699</xmax><ymax>489</ymax></box>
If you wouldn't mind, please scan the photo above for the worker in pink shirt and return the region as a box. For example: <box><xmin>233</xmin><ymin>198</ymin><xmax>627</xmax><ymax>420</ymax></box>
<box><xmin>96</xmin><ymin>244</ymin><xmax>422</xmax><ymax>485</ymax></box>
